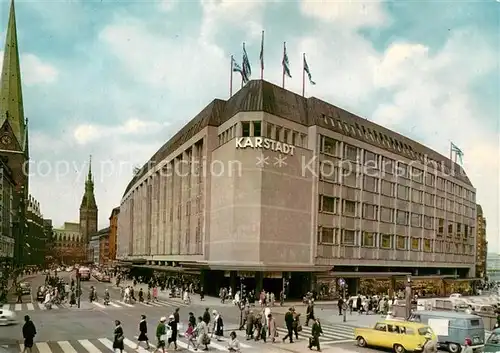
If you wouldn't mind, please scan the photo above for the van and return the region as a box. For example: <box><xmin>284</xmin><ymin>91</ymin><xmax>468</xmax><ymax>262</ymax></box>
<box><xmin>409</xmin><ymin>310</ymin><xmax>484</xmax><ymax>353</ymax></box>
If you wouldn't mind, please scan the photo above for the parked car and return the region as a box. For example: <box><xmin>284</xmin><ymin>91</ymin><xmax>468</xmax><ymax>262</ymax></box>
<box><xmin>0</xmin><ymin>309</ymin><xmax>17</xmax><ymax>326</ymax></box>
<box><xmin>485</xmin><ymin>328</ymin><xmax>500</xmax><ymax>352</ymax></box>
<box><xmin>354</xmin><ymin>319</ymin><xmax>435</xmax><ymax>353</ymax></box>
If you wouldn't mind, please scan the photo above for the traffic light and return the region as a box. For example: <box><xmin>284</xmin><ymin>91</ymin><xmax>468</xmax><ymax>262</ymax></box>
<box><xmin>240</xmin><ymin>278</ymin><xmax>246</xmax><ymax>297</ymax></box>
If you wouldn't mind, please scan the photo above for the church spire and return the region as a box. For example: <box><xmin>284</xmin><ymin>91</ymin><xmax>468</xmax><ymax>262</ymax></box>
<box><xmin>0</xmin><ymin>0</ymin><xmax>25</xmax><ymax>146</ymax></box>
<box><xmin>80</xmin><ymin>155</ymin><xmax>97</xmax><ymax>209</ymax></box>
<box><xmin>87</xmin><ymin>154</ymin><xmax>92</xmax><ymax>181</ymax></box>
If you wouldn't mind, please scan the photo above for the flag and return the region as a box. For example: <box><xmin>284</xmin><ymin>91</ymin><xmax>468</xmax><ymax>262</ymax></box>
<box><xmin>303</xmin><ymin>55</ymin><xmax>316</xmax><ymax>85</ymax></box>
<box><xmin>232</xmin><ymin>56</ymin><xmax>248</xmax><ymax>84</ymax></box>
<box><xmin>451</xmin><ymin>142</ymin><xmax>464</xmax><ymax>164</ymax></box>
<box><xmin>282</xmin><ymin>43</ymin><xmax>292</xmax><ymax>78</ymax></box>
<box><xmin>259</xmin><ymin>31</ymin><xmax>264</xmax><ymax>71</ymax></box>
<box><xmin>242</xmin><ymin>43</ymin><xmax>251</xmax><ymax>82</ymax></box>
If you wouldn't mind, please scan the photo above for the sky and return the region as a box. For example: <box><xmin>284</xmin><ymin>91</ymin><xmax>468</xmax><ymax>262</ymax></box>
<box><xmin>0</xmin><ymin>0</ymin><xmax>498</xmax><ymax>249</ymax></box>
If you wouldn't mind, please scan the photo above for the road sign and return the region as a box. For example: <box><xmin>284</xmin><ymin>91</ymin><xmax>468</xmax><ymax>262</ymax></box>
<box><xmin>338</xmin><ymin>278</ymin><xmax>345</xmax><ymax>287</ymax></box>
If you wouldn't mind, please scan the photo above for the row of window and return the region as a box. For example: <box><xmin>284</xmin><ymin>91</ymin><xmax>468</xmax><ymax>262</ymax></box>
<box><xmin>318</xmin><ymin>228</ymin><xmax>474</xmax><ymax>254</ymax></box>
<box><xmin>319</xmin><ymin>195</ymin><xmax>474</xmax><ymax>236</ymax></box>
<box><xmin>320</xmin><ymin>171</ymin><xmax>475</xmax><ymax>218</ymax></box>
<box><xmin>320</xmin><ymin>136</ymin><xmax>475</xmax><ymax>202</ymax></box>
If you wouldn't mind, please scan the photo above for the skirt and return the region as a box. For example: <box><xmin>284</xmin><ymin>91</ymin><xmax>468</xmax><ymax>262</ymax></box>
<box><xmin>24</xmin><ymin>338</ymin><xmax>34</xmax><ymax>348</ymax></box>
<box><xmin>113</xmin><ymin>339</ymin><xmax>124</xmax><ymax>350</ymax></box>
<box><xmin>138</xmin><ymin>332</ymin><xmax>148</xmax><ymax>341</ymax></box>
<box><xmin>157</xmin><ymin>339</ymin><xmax>165</xmax><ymax>348</ymax></box>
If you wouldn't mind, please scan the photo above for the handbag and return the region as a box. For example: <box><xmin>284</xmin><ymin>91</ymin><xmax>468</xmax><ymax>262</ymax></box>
<box><xmin>202</xmin><ymin>334</ymin><xmax>211</xmax><ymax>345</ymax></box>
<box><xmin>297</xmin><ymin>325</ymin><xmax>303</xmax><ymax>332</ymax></box>
<box><xmin>159</xmin><ymin>334</ymin><xmax>167</xmax><ymax>341</ymax></box>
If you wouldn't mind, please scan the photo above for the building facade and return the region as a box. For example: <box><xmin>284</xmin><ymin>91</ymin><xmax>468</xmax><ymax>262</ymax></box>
<box><xmin>99</xmin><ymin>227</ymin><xmax>110</xmax><ymax>265</ymax></box>
<box><xmin>0</xmin><ymin>0</ymin><xmax>29</xmax><ymax>267</ymax></box>
<box><xmin>476</xmin><ymin>204</ymin><xmax>487</xmax><ymax>278</ymax></box>
<box><xmin>0</xmin><ymin>160</ymin><xmax>15</xmax><ymax>265</ymax></box>
<box><xmin>79</xmin><ymin>156</ymin><xmax>98</xmax><ymax>247</ymax></box>
<box><xmin>43</xmin><ymin>219</ymin><xmax>54</xmax><ymax>265</ymax></box>
<box><xmin>53</xmin><ymin>222</ymin><xmax>85</xmax><ymax>264</ymax></box>
<box><xmin>117</xmin><ymin>80</ymin><xmax>477</xmax><ymax>295</ymax></box>
<box><xmin>487</xmin><ymin>253</ymin><xmax>500</xmax><ymax>282</ymax></box>
<box><xmin>108</xmin><ymin>207</ymin><xmax>119</xmax><ymax>263</ymax></box>
<box><xmin>25</xmin><ymin>195</ymin><xmax>47</xmax><ymax>266</ymax></box>
<box><xmin>89</xmin><ymin>235</ymin><xmax>99</xmax><ymax>264</ymax></box>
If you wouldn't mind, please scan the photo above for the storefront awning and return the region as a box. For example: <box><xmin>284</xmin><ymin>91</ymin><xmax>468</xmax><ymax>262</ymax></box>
<box><xmin>133</xmin><ymin>264</ymin><xmax>201</xmax><ymax>274</ymax></box>
<box><xmin>207</xmin><ymin>263</ymin><xmax>332</xmax><ymax>272</ymax></box>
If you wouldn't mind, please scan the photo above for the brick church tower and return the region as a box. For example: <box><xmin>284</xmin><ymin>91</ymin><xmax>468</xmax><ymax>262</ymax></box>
<box><xmin>0</xmin><ymin>0</ymin><xmax>29</xmax><ymax>266</ymax></box>
<box><xmin>79</xmin><ymin>156</ymin><xmax>98</xmax><ymax>246</ymax></box>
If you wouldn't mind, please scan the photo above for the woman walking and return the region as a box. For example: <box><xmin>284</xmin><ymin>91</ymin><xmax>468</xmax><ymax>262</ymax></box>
<box><xmin>136</xmin><ymin>315</ymin><xmax>150</xmax><ymax>350</ymax></box>
<box><xmin>212</xmin><ymin>310</ymin><xmax>224</xmax><ymax>342</ymax></box>
<box><xmin>155</xmin><ymin>317</ymin><xmax>167</xmax><ymax>353</ymax></box>
<box><xmin>113</xmin><ymin>320</ymin><xmax>124</xmax><ymax>353</ymax></box>
<box><xmin>167</xmin><ymin>314</ymin><xmax>178</xmax><ymax>350</ymax></box>
<box><xmin>22</xmin><ymin>315</ymin><xmax>37</xmax><ymax>353</ymax></box>
<box><xmin>196</xmin><ymin>316</ymin><xmax>210</xmax><ymax>351</ymax></box>
<box><xmin>267</xmin><ymin>313</ymin><xmax>277</xmax><ymax>343</ymax></box>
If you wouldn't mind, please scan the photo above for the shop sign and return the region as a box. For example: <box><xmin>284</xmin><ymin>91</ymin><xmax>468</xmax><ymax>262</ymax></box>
<box><xmin>237</xmin><ymin>271</ymin><xmax>255</xmax><ymax>278</ymax></box>
<box><xmin>235</xmin><ymin>137</ymin><xmax>296</xmax><ymax>156</ymax></box>
<box><xmin>264</xmin><ymin>272</ymin><xmax>282</xmax><ymax>279</ymax></box>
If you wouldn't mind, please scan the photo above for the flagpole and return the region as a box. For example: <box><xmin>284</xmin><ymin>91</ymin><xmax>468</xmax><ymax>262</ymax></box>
<box><xmin>449</xmin><ymin>142</ymin><xmax>453</xmax><ymax>161</ymax></box>
<box><xmin>282</xmin><ymin>42</ymin><xmax>286</xmax><ymax>89</ymax></box>
<box><xmin>302</xmin><ymin>53</ymin><xmax>306</xmax><ymax>97</ymax></box>
<box><xmin>260</xmin><ymin>30</ymin><xmax>264</xmax><ymax>80</ymax></box>
<box><xmin>230</xmin><ymin>55</ymin><xmax>233</xmax><ymax>98</ymax></box>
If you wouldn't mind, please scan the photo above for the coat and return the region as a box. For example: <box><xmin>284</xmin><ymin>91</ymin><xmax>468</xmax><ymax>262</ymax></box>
<box><xmin>267</xmin><ymin>317</ymin><xmax>277</xmax><ymax>338</ymax></box>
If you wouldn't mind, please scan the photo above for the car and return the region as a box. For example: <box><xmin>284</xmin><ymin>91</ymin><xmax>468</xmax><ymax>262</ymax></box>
<box><xmin>19</xmin><ymin>282</ymin><xmax>31</xmax><ymax>295</ymax></box>
<box><xmin>101</xmin><ymin>275</ymin><xmax>110</xmax><ymax>282</ymax></box>
<box><xmin>0</xmin><ymin>309</ymin><xmax>17</xmax><ymax>326</ymax></box>
<box><xmin>354</xmin><ymin>320</ymin><xmax>436</xmax><ymax>353</ymax></box>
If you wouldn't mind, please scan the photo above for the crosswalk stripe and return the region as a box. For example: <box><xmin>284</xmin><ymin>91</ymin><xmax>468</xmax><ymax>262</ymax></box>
<box><xmin>2</xmin><ymin>304</ymin><xmax>9</xmax><ymax>310</ymax></box>
<box><xmin>92</xmin><ymin>302</ymin><xmax>105</xmax><ymax>309</ymax></box>
<box><xmin>216</xmin><ymin>336</ymin><xmax>252</xmax><ymax>349</ymax></box>
<box><xmin>123</xmin><ymin>338</ymin><xmax>148</xmax><ymax>353</ymax></box>
<box><xmin>58</xmin><ymin>341</ymin><xmax>78</xmax><ymax>353</ymax></box>
<box><xmin>118</xmin><ymin>301</ymin><xmax>134</xmax><ymax>308</ymax></box>
<box><xmin>18</xmin><ymin>343</ymin><xmax>23</xmax><ymax>352</ymax></box>
<box><xmin>139</xmin><ymin>302</ymin><xmax>151</xmax><ymax>307</ymax></box>
<box><xmin>109</xmin><ymin>302</ymin><xmax>120</xmax><ymax>308</ymax></box>
<box><xmin>175</xmin><ymin>340</ymin><xmax>197</xmax><ymax>352</ymax></box>
<box><xmin>322</xmin><ymin>339</ymin><xmax>356</xmax><ymax>344</ymax></box>
<box><xmin>27</xmin><ymin>303</ymin><xmax>35</xmax><ymax>311</ymax></box>
<box><xmin>97</xmin><ymin>338</ymin><xmax>113</xmax><ymax>351</ymax></box>
<box><xmin>15</xmin><ymin>304</ymin><xmax>22</xmax><ymax>311</ymax></box>
<box><xmin>78</xmin><ymin>339</ymin><xmax>101</xmax><ymax>353</ymax></box>
<box><xmin>37</xmin><ymin>302</ymin><xmax>45</xmax><ymax>310</ymax></box>
<box><xmin>35</xmin><ymin>342</ymin><xmax>52</xmax><ymax>353</ymax></box>
<box><xmin>52</xmin><ymin>304</ymin><xmax>59</xmax><ymax>310</ymax></box>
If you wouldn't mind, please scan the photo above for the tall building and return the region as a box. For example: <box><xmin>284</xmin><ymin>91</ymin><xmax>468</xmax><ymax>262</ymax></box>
<box><xmin>108</xmin><ymin>207</ymin><xmax>120</xmax><ymax>263</ymax></box>
<box><xmin>117</xmin><ymin>80</ymin><xmax>477</xmax><ymax>296</ymax></box>
<box><xmin>25</xmin><ymin>195</ymin><xmax>46</xmax><ymax>266</ymax></box>
<box><xmin>52</xmin><ymin>222</ymin><xmax>85</xmax><ymax>264</ymax></box>
<box><xmin>42</xmin><ymin>219</ymin><xmax>53</xmax><ymax>265</ymax></box>
<box><xmin>0</xmin><ymin>159</ymin><xmax>15</xmax><ymax>267</ymax></box>
<box><xmin>0</xmin><ymin>0</ymin><xmax>29</xmax><ymax>267</ymax></box>
<box><xmin>476</xmin><ymin>204</ymin><xmax>487</xmax><ymax>278</ymax></box>
<box><xmin>79</xmin><ymin>156</ymin><xmax>98</xmax><ymax>247</ymax></box>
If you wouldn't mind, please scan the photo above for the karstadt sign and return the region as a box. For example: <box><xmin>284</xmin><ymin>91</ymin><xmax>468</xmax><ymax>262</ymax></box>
<box><xmin>235</xmin><ymin>137</ymin><xmax>296</xmax><ymax>156</ymax></box>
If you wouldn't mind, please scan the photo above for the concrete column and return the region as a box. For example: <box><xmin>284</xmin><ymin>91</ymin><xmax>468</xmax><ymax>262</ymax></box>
<box><xmin>255</xmin><ymin>272</ymin><xmax>264</xmax><ymax>293</ymax></box>
<box><xmin>389</xmin><ymin>277</ymin><xmax>396</xmax><ymax>297</ymax></box>
<box><xmin>230</xmin><ymin>271</ymin><xmax>237</xmax><ymax>294</ymax></box>
<box><xmin>250</xmin><ymin>122</ymin><xmax>255</xmax><ymax>136</ymax></box>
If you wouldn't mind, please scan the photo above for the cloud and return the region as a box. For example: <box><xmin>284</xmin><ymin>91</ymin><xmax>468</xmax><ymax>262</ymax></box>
<box><xmin>73</xmin><ymin>118</ymin><xmax>169</xmax><ymax>145</ymax></box>
<box><xmin>0</xmin><ymin>52</ymin><xmax>58</xmax><ymax>86</ymax></box>
<box><xmin>159</xmin><ymin>0</ymin><xmax>179</xmax><ymax>12</ymax></box>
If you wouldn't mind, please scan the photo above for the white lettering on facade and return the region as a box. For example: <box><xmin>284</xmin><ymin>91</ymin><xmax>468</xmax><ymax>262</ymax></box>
<box><xmin>235</xmin><ymin>137</ymin><xmax>296</xmax><ymax>156</ymax></box>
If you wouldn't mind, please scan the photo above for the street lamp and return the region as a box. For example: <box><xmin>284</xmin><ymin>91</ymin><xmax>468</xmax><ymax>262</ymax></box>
<box><xmin>405</xmin><ymin>275</ymin><xmax>412</xmax><ymax>319</ymax></box>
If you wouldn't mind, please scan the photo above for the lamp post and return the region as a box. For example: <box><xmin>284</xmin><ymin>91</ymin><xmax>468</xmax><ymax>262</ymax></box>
<box><xmin>405</xmin><ymin>275</ymin><xmax>412</xmax><ymax>319</ymax></box>
<box><xmin>338</xmin><ymin>278</ymin><xmax>347</xmax><ymax>322</ymax></box>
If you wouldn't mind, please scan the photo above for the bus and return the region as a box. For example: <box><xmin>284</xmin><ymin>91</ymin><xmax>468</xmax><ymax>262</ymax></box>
<box><xmin>79</xmin><ymin>267</ymin><xmax>91</xmax><ymax>281</ymax></box>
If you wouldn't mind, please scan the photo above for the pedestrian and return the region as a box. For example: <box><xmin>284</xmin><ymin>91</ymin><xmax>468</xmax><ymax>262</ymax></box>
<box><xmin>306</xmin><ymin>301</ymin><xmax>315</xmax><ymax>325</ymax></box>
<box><xmin>202</xmin><ymin>308</ymin><xmax>211</xmax><ymax>325</ymax></box>
<box><xmin>195</xmin><ymin>316</ymin><xmax>210</xmax><ymax>350</ymax></box>
<box><xmin>135</xmin><ymin>315</ymin><xmax>150</xmax><ymax>350</ymax></box>
<box><xmin>422</xmin><ymin>332</ymin><xmax>438</xmax><ymax>353</ymax></box>
<box><xmin>167</xmin><ymin>314</ymin><xmax>178</xmax><ymax>350</ymax></box>
<box><xmin>308</xmin><ymin>318</ymin><xmax>323</xmax><ymax>351</ymax></box>
<box><xmin>173</xmin><ymin>308</ymin><xmax>180</xmax><ymax>324</ymax></box>
<box><xmin>212</xmin><ymin>310</ymin><xmax>224</xmax><ymax>341</ymax></box>
<box><xmin>337</xmin><ymin>297</ymin><xmax>344</xmax><ymax>316</ymax></box>
<box><xmin>267</xmin><ymin>313</ymin><xmax>277</xmax><ymax>343</ymax></box>
<box><xmin>155</xmin><ymin>317</ymin><xmax>167</xmax><ymax>353</ymax></box>
<box><xmin>69</xmin><ymin>290</ymin><xmax>76</xmax><ymax>307</ymax></box>
<box><xmin>112</xmin><ymin>320</ymin><xmax>124</xmax><ymax>353</ymax></box>
<box><xmin>227</xmin><ymin>331</ymin><xmax>241</xmax><ymax>352</ymax></box>
<box><xmin>282</xmin><ymin>307</ymin><xmax>294</xmax><ymax>343</ymax></box>
<box><xmin>153</xmin><ymin>286</ymin><xmax>158</xmax><ymax>302</ymax></box>
<box><xmin>22</xmin><ymin>315</ymin><xmax>36</xmax><ymax>353</ymax></box>
<box><xmin>292</xmin><ymin>309</ymin><xmax>301</xmax><ymax>340</ymax></box>
<box><xmin>185</xmin><ymin>322</ymin><xmax>196</xmax><ymax>350</ymax></box>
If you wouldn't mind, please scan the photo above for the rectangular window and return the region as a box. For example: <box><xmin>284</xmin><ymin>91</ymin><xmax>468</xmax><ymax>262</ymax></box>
<box><xmin>342</xmin><ymin>230</ymin><xmax>355</xmax><ymax>245</ymax></box>
<box><xmin>396</xmin><ymin>236</ymin><xmax>407</xmax><ymax>250</ymax></box>
<box><xmin>424</xmin><ymin>216</ymin><xmax>434</xmax><ymax>230</ymax></box>
<box><xmin>320</xmin><ymin>163</ymin><xmax>338</xmax><ymax>183</ymax></box>
<box><xmin>425</xmin><ymin>192</ymin><xmax>435</xmax><ymax>206</ymax></box>
<box><xmin>275</xmin><ymin>126</ymin><xmax>282</xmax><ymax>141</ymax></box>
<box><xmin>320</xmin><ymin>195</ymin><xmax>338</xmax><ymax>213</ymax></box>
<box><xmin>425</xmin><ymin>173</ymin><xmax>435</xmax><ymax>187</ymax></box>
<box><xmin>424</xmin><ymin>239</ymin><xmax>432</xmax><ymax>252</ymax></box>
<box><xmin>436</xmin><ymin>196</ymin><xmax>445</xmax><ymax>209</ymax></box>
<box><xmin>343</xmin><ymin>200</ymin><xmax>357</xmax><ymax>217</ymax></box>
<box><xmin>438</xmin><ymin>218</ymin><xmax>444</xmax><ymax>234</ymax></box>
<box><xmin>437</xmin><ymin>177</ymin><xmax>445</xmax><ymax>190</ymax></box>
<box><xmin>242</xmin><ymin>122</ymin><xmax>250</xmax><ymax>137</ymax></box>
<box><xmin>381</xmin><ymin>234</ymin><xmax>392</xmax><ymax>249</ymax></box>
<box><xmin>464</xmin><ymin>225</ymin><xmax>469</xmax><ymax>237</ymax></box>
<box><xmin>412</xmin><ymin>189</ymin><xmax>423</xmax><ymax>203</ymax></box>
<box><xmin>343</xmin><ymin>171</ymin><xmax>358</xmax><ymax>188</ymax></box>
<box><xmin>396</xmin><ymin>210</ymin><xmax>409</xmax><ymax>225</ymax></box>
<box><xmin>412</xmin><ymin>168</ymin><xmax>423</xmax><ymax>183</ymax></box>
<box><xmin>319</xmin><ymin>227</ymin><xmax>335</xmax><ymax>244</ymax></box>
<box><xmin>397</xmin><ymin>185</ymin><xmax>409</xmax><ymax>200</ymax></box>
<box><xmin>363</xmin><ymin>175</ymin><xmax>378</xmax><ymax>193</ymax></box>
<box><xmin>362</xmin><ymin>232</ymin><xmax>375</xmax><ymax>247</ymax></box>
<box><xmin>364</xmin><ymin>151</ymin><xmax>378</xmax><ymax>168</ymax></box>
<box><xmin>397</xmin><ymin>163</ymin><xmax>409</xmax><ymax>178</ymax></box>
<box><xmin>283</xmin><ymin>129</ymin><xmax>289</xmax><ymax>143</ymax></box>
<box><xmin>411</xmin><ymin>213</ymin><xmax>422</xmax><ymax>227</ymax></box>
<box><xmin>344</xmin><ymin>144</ymin><xmax>358</xmax><ymax>162</ymax></box>
<box><xmin>380</xmin><ymin>207</ymin><xmax>394</xmax><ymax>223</ymax></box>
<box><xmin>363</xmin><ymin>204</ymin><xmax>378</xmax><ymax>220</ymax></box>
<box><xmin>447</xmin><ymin>199</ymin><xmax>453</xmax><ymax>211</ymax></box>
<box><xmin>253</xmin><ymin>121</ymin><xmax>261</xmax><ymax>137</ymax></box>
<box><xmin>321</xmin><ymin>136</ymin><xmax>338</xmax><ymax>155</ymax></box>
<box><xmin>381</xmin><ymin>180</ymin><xmax>394</xmax><ymax>197</ymax></box>
<box><xmin>456</xmin><ymin>223</ymin><xmax>462</xmax><ymax>236</ymax></box>
<box><xmin>266</xmin><ymin>123</ymin><xmax>273</xmax><ymax>139</ymax></box>
<box><xmin>382</xmin><ymin>157</ymin><xmax>394</xmax><ymax>174</ymax></box>
<box><xmin>411</xmin><ymin>237</ymin><xmax>420</xmax><ymax>251</ymax></box>
<box><xmin>448</xmin><ymin>223</ymin><xmax>453</xmax><ymax>236</ymax></box>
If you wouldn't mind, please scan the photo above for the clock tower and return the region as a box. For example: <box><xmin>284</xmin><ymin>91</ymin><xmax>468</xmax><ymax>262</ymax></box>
<box><xmin>79</xmin><ymin>156</ymin><xmax>98</xmax><ymax>248</ymax></box>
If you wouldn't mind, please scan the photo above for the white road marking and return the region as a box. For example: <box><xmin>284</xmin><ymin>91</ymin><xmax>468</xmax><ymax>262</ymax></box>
<box><xmin>58</xmin><ymin>341</ymin><xmax>78</xmax><ymax>353</ymax></box>
<box><xmin>35</xmin><ymin>342</ymin><xmax>52</xmax><ymax>353</ymax></box>
<box><xmin>109</xmin><ymin>302</ymin><xmax>120</xmax><ymax>308</ymax></box>
<box><xmin>26</xmin><ymin>303</ymin><xmax>34</xmax><ymax>311</ymax></box>
<box><xmin>97</xmin><ymin>338</ymin><xmax>114</xmax><ymax>351</ymax></box>
<box><xmin>37</xmin><ymin>302</ymin><xmax>46</xmax><ymax>310</ymax></box>
<box><xmin>118</xmin><ymin>301</ymin><xmax>134</xmax><ymax>307</ymax></box>
<box><xmin>2</xmin><ymin>304</ymin><xmax>9</xmax><ymax>310</ymax></box>
<box><xmin>78</xmin><ymin>339</ymin><xmax>102</xmax><ymax>353</ymax></box>
<box><xmin>322</xmin><ymin>339</ymin><xmax>356</xmax><ymax>344</ymax></box>
<box><xmin>123</xmin><ymin>338</ymin><xmax>149</xmax><ymax>353</ymax></box>
<box><xmin>14</xmin><ymin>304</ymin><xmax>21</xmax><ymax>311</ymax></box>
<box><xmin>92</xmin><ymin>302</ymin><xmax>105</xmax><ymax>308</ymax></box>
<box><xmin>217</xmin><ymin>336</ymin><xmax>252</xmax><ymax>348</ymax></box>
